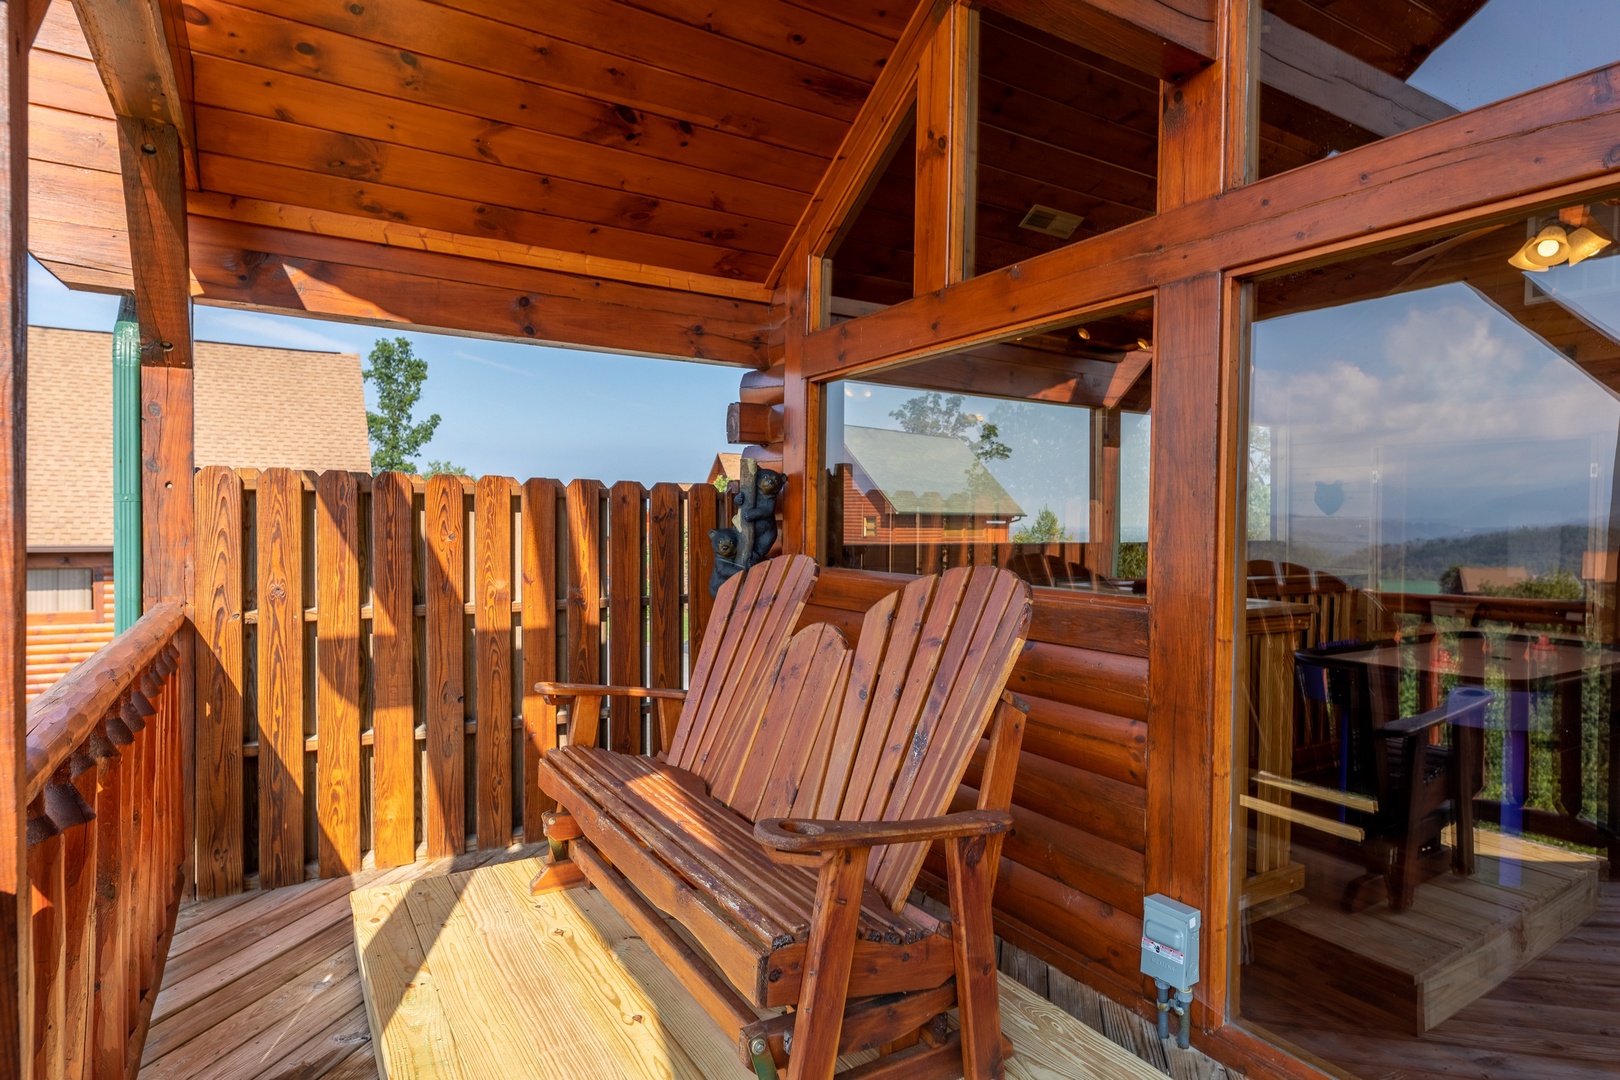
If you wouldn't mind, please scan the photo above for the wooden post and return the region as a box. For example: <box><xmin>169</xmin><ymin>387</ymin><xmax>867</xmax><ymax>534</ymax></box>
<box><xmin>914</xmin><ymin>1</ymin><xmax>977</xmax><ymax>293</ymax></box>
<box><xmin>1144</xmin><ymin>0</ymin><xmax>1253</xmax><ymax>1034</ymax></box>
<box><xmin>1089</xmin><ymin>407</ymin><xmax>1121</xmax><ymax>577</ymax></box>
<box><xmin>0</xmin><ymin>0</ymin><xmax>31</xmax><ymax>1069</ymax></box>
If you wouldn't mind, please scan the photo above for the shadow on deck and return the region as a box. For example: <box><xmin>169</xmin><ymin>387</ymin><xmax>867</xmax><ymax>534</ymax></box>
<box><xmin>142</xmin><ymin>843</ymin><xmax>1163</xmax><ymax>1080</ymax></box>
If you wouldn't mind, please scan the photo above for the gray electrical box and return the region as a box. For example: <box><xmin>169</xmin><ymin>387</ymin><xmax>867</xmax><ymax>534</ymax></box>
<box><xmin>1141</xmin><ymin>894</ymin><xmax>1200</xmax><ymax>991</ymax></box>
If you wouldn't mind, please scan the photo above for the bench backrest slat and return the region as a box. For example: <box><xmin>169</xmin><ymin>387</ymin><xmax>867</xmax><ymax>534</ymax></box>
<box><xmin>738</xmin><ymin>565</ymin><xmax>1032</xmax><ymax>911</ymax></box>
<box><xmin>664</xmin><ymin>555</ymin><xmax>819</xmax><ymax>788</ymax></box>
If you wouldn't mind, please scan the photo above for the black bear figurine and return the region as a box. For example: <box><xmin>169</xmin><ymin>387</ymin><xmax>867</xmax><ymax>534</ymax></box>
<box><xmin>708</xmin><ymin>527</ymin><xmax>746</xmax><ymax>597</ymax></box>
<box><xmin>736</xmin><ymin>467</ymin><xmax>785</xmax><ymax>562</ymax></box>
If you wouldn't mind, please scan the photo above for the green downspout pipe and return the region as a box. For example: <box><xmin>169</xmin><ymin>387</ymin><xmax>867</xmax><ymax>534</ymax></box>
<box><xmin>113</xmin><ymin>294</ymin><xmax>142</xmax><ymax>632</ymax></box>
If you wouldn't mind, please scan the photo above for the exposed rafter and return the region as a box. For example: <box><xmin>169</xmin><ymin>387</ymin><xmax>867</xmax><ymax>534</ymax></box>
<box><xmin>72</xmin><ymin>0</ymin><xmax>196</xmax><ymax>186</ymax></box>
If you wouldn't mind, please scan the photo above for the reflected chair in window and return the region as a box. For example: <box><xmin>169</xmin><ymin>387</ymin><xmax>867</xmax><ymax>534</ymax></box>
<box><xmin>1287</xmin><ymin>643</ymin><xmax>1490</xmax><ymax>911</ymax></box>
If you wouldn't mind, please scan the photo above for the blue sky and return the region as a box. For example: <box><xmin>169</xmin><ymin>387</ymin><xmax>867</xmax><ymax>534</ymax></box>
<box><xmin>27</xmin><ymin>258</ymin><xmax>742</xmax><ymax>485</ymax></box>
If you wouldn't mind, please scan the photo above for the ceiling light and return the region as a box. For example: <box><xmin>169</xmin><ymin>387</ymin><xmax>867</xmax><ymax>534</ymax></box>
<box><xmin>1075</xmin><ymin>327</ymin><xmax>1091</xmax><ymax>340</ymax></box>
<box><xmin>1136</xmin><ymin>338</ymin><xmax>1152</xmax><ymax>351</ymax></box>
<box><xmin>1510</xmin><ymin>225</ymin><xmax>1571</xmax><ymax>271</ymax></box>
<box><xmin>1567</xmin><ymin>224</ymin><xmax>1614</xmax><ymax>265</ymax></box>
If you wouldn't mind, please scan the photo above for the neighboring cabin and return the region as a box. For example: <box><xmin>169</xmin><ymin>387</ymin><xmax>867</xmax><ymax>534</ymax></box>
<box><xmin>25</xmin><ymin>326</ymin><xmax>370</xmax><ymax>696</ymax></box>
<box><xmin>837</xmin><ymin>425</ymin><xmax>1024</xmax><ymax>545</ymax></box>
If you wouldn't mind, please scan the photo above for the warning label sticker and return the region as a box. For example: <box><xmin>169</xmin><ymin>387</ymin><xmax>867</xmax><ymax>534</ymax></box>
<box><xmin>1142</xmin><ymin>937</ymin><xmax>1184</xmax><ymax>963</ymax></box>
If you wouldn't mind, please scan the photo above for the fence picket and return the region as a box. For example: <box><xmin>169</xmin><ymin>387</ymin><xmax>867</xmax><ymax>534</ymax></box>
<box><xmin>647</xmin><ymin>483</ymin><xmax>682</xmax><ymax>755</ymax></box>
<box><xmin>193</xmin><ymin>465</ymin><xmax>243</xmax><ymax>896</ymax></box>
<box><xmin>608</xmin><ymin>481</ymin><xmax>645</xmax><ymax>754</ymax></box>
<box><xmin>521</xmin><ymin>478</ymin><xmax>563</xmax><ymax>832</ymax></box>
<box><xmin>475</xmin><ymin>475</ymin><xmax>515</xmax><ymax>849</ymax></box>
<box><xmin>316</xmin><ymin>470</ymin><xmax>362</xmax><ymax>876</ymax></box>
<box><xmin>690</xmin><ymin>483</ymin><xmax>721</xmax><ymax>648</ymax></box>
<box><xmin>371</xmin><ymin>472</ymin><xmax>416</xmax><ymax>869</ymax></box>
<box><xmin>256</xmin><ymin>467</ymin><xmax>305</xmax><ymax>888</ymax></box>
<box><xmin>566</xmin><ymin>480</ymin><xmax>605</xmax><ymax>744</ymax></box>
<box><xmin>424</xmin><ymin>474</ymin><xmax>467</xmax><ymax>857</ymax></box>
<box><xmin>190</xmin><ymin>468</ymin><xmax>712</xmax><ymax>887</ymax></box>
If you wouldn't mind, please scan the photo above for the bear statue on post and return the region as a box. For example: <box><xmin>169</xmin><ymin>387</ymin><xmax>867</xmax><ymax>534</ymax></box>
<box><xmin>708</xmin><ymin>457</ymin><xmax>786</xmax><ymax>596</ymax></box>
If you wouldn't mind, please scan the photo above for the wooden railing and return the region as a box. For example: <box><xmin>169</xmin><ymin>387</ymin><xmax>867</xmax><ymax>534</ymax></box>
<box><xmin>23</xmin><ymin>602</ymin><xmax>186</xmax><ymax>1079</ymax></box>
<box><xmin>192</xmin><ymin>467</ymin><xmax>727</xmax><ymax>896</ymax></box>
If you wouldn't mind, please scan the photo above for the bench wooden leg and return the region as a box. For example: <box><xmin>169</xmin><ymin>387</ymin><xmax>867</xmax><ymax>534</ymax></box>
<box><xmin>786</xmin><ymin>846</ymin><xmax>870</xmax><ymax>1080</ymax></box>
<box><xmin>947</xmin><ymin>832</ymin><xmax>1005</xmax><ymax>1080</ymax></box>
<box><xmin>531</xmin><ymin>809</ymin><xmax>586</xmax><ymax>894</ymax></box>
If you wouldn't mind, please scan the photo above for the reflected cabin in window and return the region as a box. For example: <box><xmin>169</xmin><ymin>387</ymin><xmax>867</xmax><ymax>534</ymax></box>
<box><xmin>839</xmin><ymin>425</ymin><xmax>1025</xmax><ymax>547</ymax></box>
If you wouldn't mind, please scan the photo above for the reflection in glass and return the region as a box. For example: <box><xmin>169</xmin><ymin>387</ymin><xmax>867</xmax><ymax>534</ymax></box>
<box><xmin>1236</xmin><ymin>204</ymin><xmax>1620</xmax><ymax>1078</ymax></box>
<box><xmin>1258</xmin><ymin>0</ymin><xmax>1619</xmax><ymax>178</ymax></box>
<box><xmin>822</xmin><ymin>310</ymin><xmax>1151</xmax><ymax>592</ymax></box>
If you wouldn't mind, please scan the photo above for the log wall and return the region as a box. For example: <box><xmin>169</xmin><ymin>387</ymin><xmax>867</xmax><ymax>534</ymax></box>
<box><xmin>191</xmin><ymin>466</ymin><xmax>725</xmax><ymax>897</ymax></box>
<box><xmin>800</xmin><ymin>567</ymin><xmax>1151</xmax><ymax>1000</ymax></box>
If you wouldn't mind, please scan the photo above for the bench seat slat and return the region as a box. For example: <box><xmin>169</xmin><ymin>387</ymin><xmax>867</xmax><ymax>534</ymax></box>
<box><xmin>554</xmin><ymin>746</ymin><xmax>923</xmax><ymax>946</ymax></box>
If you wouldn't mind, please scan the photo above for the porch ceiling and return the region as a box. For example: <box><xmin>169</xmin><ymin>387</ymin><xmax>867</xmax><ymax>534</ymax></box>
<box><xmin>24</xmin><ymin>0</ymin><xmax>1493</xmax><ymax>363</ymax></box>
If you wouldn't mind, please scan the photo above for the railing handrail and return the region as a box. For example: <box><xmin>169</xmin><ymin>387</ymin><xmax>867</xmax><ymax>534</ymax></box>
<box><xmin>24</xmin><ymin>600</ymin><xmax>183</xmax><ymax>801</ymax></box>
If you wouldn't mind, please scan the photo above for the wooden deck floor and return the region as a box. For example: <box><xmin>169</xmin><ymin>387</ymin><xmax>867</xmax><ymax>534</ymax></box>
<box><xmin>351</xmin><ymin>856</ymin><xmax>1164</xmax><ymax>1080</ymax></box>
<box><xmin>141</xmin><ymin>844</ymin><xmax>546</xmax><ymax>1080</ymax></box>
<box><xmin>1244</xmin><ymin>877</ymin><xmax>1620</xmax><ymax>1080</ymax></box>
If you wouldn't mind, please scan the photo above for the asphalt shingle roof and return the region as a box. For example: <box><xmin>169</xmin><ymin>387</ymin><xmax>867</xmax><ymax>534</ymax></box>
<box><xmin>27</xmin><ymin>326</ymin><xmax>371</xmax><ymax>548</ymax></box>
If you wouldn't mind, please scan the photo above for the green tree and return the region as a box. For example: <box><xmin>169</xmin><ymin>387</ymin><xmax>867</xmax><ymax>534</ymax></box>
<box><xmin>1013</xmin><ymin>505</ymin><xmax>1071</xmax><ymax>544</ymax></box>
<box><xmin>890</xmin><ymin>392</ymin><xmax>1011</xmax><ymax>462</ymax></box>
<box><xmin>363</xmin><ymin>337</ymin><xmax>444</xmax><ymax>473</ymax></box>
<box><xmin>426</xmin><ymin>460</ymin><xmax>470</xmax><ymax>477</ymax></box>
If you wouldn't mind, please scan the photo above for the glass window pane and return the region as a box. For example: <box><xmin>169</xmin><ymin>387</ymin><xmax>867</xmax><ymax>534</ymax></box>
<box><xmin>1235</xmin><ymin>200</ymin><xmax>1620</xmax><ymax>1075</ymax></box>
<box><xmin>827</xmin><ymin>108</ymin><xmax>917</xmax><ymax>313</ymax></box>
<box><xmin>27</xmin><ymin>567</ymin><xmax>94</xmax><ymax>613</ymax></box>
<box><xmin>973</xmin><ymin>10</ymin><xmax>1158</xmax><ymax>275</ymax></box>
<box><xmin>823</xmin><ymin>306</ymin><xmax>1151</xmax><ymax>593</ymax></box>
<box><xmin>1259</xmin><ymin>0</ymin><xmax>1620</xmax><ymax>179</ymax></box>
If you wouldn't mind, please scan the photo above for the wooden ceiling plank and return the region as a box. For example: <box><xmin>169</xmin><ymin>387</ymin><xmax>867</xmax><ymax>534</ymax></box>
<box><xmin>26</xmin><ymin>48</ymin><xmax>113</xmax><ymax>119</ymax></box>
<box><xmin>186</xmin><ymin>215</ymin><xmax>776</xmax><ymax>322</ymax></box>
<box><xmin>1258</xmin><ymin>10</ymin><xmax>1455</xmax><ymax>139</ymax></box>
<box><xmin>183</xmin><ymin>2</ymin><xmax>829</xmax><ymax>194</ymax></box>
<box><xmin>209</xmin><ymin>0</ymin><xmax>853</xmax><ymax>152</ymax></box>
<box><xmin>73</xmin><ymin>0</ymin><xmax>197</xmax><ymax>185</ymax></box>
<box><xmin>977</xmin><ymin>0</ymin><xmax>1215</xmax><ymax>80</ymax></box>
<box><xmin>605</xmin><ymin>0</ymin><xmax>898</xmax><ymax>85</ymax></box>
<box><xmin>33</xmin><ymin>0</ymin><xmax>91</xmax><ymax>60</ymax></box>
<box><xmin>28</xmin><ymin>101</ymin><xmax>118</xmax><ymax>172</ymax></box>
<box><xmin>187</xmin><ymin>229</ymin><xmax>771</xmax><ymax>365</ymax></box>
<box><xmin>780</xmin><ymin>0</ymin><xmax>914</xmax><ymax>41</ymax></box>
<box><xmin>196</xmin><ymin>151</ymin><xmax>776</xmax><ymax>281</ymax></box>
<box><xmin>186</xmin><ymin>193</ymin><xmax>773</xmax><ymax>303</ymax></box>
<box><xmin>191</xmin><ymin>106</ymin><xmax>790</xmax><ymax>259</ymax></box>
<box><xmin>190</xmin><ymin>54</ymin><xmax>808</xmax><ymax>227</ymax></box>
<box><xmin>771</xmin><ymin>0</ymin><xmax>950</xmax><ymax>286</ymax></box>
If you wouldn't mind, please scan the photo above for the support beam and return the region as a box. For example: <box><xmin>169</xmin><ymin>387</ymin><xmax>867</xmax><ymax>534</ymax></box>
<box><xmin>1</xmin><ymin>0</ymin><xmax>30</xmax><ymax>1071</ymax></box>
<box><xmin>116</xmin><ymin>116</ymin><xmax>190</xmax><ymax>369</ymax></box>
<box><xmin>980</xmin><ymin>0</ymin><xmax>1215</xmax><ymax>80</ymax></box>
<box><xmin>914</xmin><ymin>2</ymin><xmax>977</xmax><ymax>293</ymax></box>
<box><xmin>1257</xmin><ymin>11</ymin><xmax>1455</xmax><ymax>139</ymax></box>
<box><xmin>189</xmin><ymin>217</ymin><xmax>774</xmax><ymax>366</ymax></box>
<box><xmin>71</xmin><ymin>0</ymin><xmax>196</xmax><ymax>185</ymax></box>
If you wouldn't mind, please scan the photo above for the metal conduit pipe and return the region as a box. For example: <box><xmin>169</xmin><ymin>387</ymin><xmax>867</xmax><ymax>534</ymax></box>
<box><xmin>113</xmin><ymin>294</ymin><xmax>142</xmax><ymax>631</ymax></box>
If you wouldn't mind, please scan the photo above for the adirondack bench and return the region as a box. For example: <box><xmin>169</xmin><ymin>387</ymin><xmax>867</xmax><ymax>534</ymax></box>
<box><xmin>534</xmin><ymin>559</ymin><xmax>1033</xmax><ymax>1080</ymax></box>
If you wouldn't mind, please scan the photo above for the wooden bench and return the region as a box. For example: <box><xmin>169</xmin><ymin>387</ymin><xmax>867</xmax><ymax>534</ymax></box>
<box><xmin>536</xmin><ymin>560</ymin><xmax>1033</xmax><ymax>1080</ymax></box>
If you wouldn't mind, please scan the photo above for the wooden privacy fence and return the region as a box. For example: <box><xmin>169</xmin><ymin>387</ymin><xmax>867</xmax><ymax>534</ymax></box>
<box><xmin>23</xmin><ymin>602</ymin><xmax>187</xmax><ymax>1078</ymax></box>
<box><xmin>193</xmin><ymin>467</ymin><xmax>726</xmax><ymax>897</ymax></box>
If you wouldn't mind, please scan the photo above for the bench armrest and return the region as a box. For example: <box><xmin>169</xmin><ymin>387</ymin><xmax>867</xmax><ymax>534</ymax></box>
<box><xmin>533</xmin><ymin>682</ymin><xmax>688</xmax><ymax>701</ymax></box>
<box><xmin>753</xmin><ymin>809</ymin><xmax>1013</xmax><ymax>853</ymax></box>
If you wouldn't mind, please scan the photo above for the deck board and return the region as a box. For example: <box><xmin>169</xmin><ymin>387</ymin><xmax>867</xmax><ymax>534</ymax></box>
<box><xmin>353</xmin><ymin>856</ymin><xmax>1162</xmax><ymax>1080</ymax></box>
<box><xmin>141</xmin><ymin>843</ymin><xmax>545</xmax><ymax>1079</ymax></box>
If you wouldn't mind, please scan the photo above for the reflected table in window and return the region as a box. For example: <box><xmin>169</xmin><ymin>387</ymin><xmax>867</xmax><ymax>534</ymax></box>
<box><xmin>1328</xmin><ymin>634</ymin><xmax>1620</xmax><ymax>885</ymax></box>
